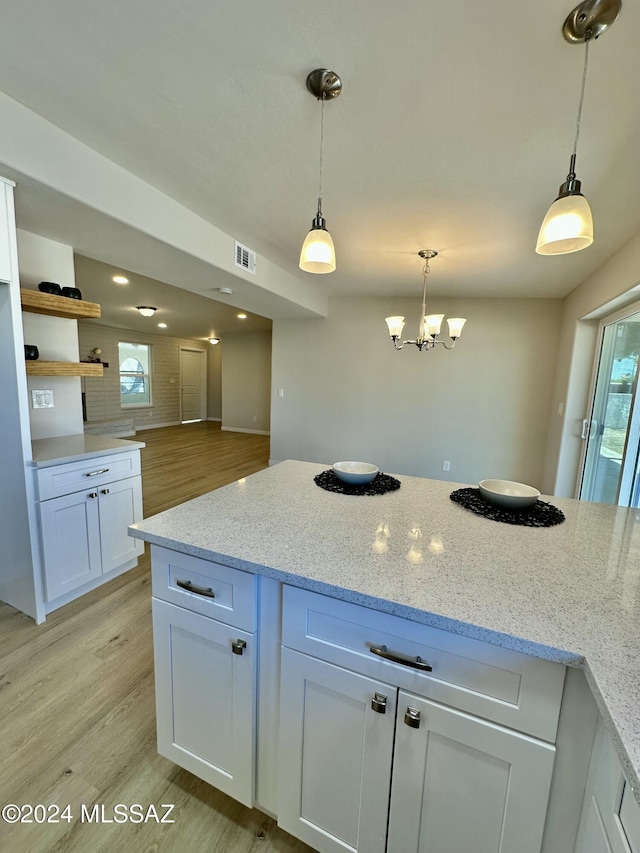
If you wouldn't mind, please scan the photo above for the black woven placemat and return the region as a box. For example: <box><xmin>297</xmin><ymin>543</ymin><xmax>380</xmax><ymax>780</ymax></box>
<box><xmin>314</xmin><ymin>469</ymin><xmax>401</xmax><ymax>496</ymax></box>
<box><xmin>449</xmin><ymin>487</ymin><xmax>565</xmax><ymax>527</ymax></box>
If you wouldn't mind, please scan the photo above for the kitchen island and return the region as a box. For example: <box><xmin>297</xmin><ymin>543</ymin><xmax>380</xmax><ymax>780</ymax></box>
<box><xmin>130</xmin><ymin>459</ymin><xmax>640</xmax><ymax>851</ymax></box>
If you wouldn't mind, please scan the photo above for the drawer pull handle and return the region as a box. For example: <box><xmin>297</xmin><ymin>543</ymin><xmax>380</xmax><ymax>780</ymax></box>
<box><xmin>232</xmin><ymin>639</ymin><xmax>247</xmax><ymax>656</ymax></box>
<box><xmin>369</xmin><ymin>643</ymin><xmax>433</xmax><ymax>672</ymax></box>
<box><xmin>404</xmin><ymin>707</ymin><xmax>421</xmax><ymax>728</ymax></box>
<box><xmin>371</xmin><ymin>692</ymin><xmax>388</xmax><ymax>714</ymax></box>
<box><xmin>176</xmin><ymin>579</ymin><xmax>215</xmax><ymax>598</ymax></box>
<box><xmin>85</xmin><ymin>468</ymin><xmax>110</xmax><ymax>477</ymax></box>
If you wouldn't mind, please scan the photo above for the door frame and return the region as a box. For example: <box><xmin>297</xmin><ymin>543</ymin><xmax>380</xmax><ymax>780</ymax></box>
<box><xmin>576</xmin><ymin>299</ymin><xmax>640</xmax><ymax>504</ymax></box>
<box><xmin>179</xmin><ymin>347</ymin><xmax>207</xmax><ymax>423</ymax></box>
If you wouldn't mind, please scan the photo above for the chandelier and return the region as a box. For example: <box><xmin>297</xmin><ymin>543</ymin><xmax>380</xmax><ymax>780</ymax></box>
<box><xmin>385</xmin><ymin>251</ymin><xmax>466</xmax><ymax>352</ymax></box>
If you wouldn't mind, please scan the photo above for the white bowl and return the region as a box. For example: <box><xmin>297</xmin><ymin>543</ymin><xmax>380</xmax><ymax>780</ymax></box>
<box><xmin>478</xmin><ymin>479</ymin><xmax>540</xmax><ymax>509</ymax></box>
<box><xmin>333</xmin><ymin>461</ymin><xmax>379</xmax><ymax>485</ymax></box>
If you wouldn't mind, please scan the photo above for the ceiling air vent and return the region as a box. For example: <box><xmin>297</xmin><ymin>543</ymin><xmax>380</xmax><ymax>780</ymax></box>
<box><xmin>235</xmin><ymin>241</ymin><xmax>256</xmax><ymax>275</ymax></box>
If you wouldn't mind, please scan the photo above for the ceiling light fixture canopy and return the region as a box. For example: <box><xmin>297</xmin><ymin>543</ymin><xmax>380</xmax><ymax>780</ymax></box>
<box><xmin>299</xmin><ymin>68</ymin><xmax>341</xmax><ymax>275</ymax></box>
<box><xmin>536</xmin><ymin>0</ymin><xmax>621</xmax><ymax>256</ymax></box>
<box><xmin>385</xmin><ymin>251</ymin><xmax>466</xmax><ymax>352</ymax></box>
<box><xmin>136</xmin><ymin>306</ymin><xmax>156</xmax><ymax>317</ymax></box>
<box><xmin>209</xmin><ymin>337</ymin><xmax>220</xmax><ymax>345</ymax></box>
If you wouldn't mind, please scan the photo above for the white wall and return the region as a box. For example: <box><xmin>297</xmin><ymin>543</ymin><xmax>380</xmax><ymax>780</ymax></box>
<box><xmin>17</xmin><ymin>230</ymin><xmax>84</xmax><ymax>439</ymax></box>
<box><xmin>221</xmin><ymin>331</ymin><xmax>271</xmax><ymax>433</ymax></box>
<box><xmin>271</xmin><ymin>296</ymin><xmax>562</xmax><ymax>488</ymax></box>
<box><xmin>542</xmin><ymin>231</ymin><xmax>640</xmax><ymax>496</ymax></box>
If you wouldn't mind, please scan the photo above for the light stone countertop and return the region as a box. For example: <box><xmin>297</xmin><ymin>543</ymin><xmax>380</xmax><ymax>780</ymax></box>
<box><xmin>30</xmin><ymin>433</ymin><xmax>145</xmax><ymax>467</ymax></box>
<box><xmin>129</xmin><ymin>459</ymin><xmax>640</xmax><ymax>796</ymax></box>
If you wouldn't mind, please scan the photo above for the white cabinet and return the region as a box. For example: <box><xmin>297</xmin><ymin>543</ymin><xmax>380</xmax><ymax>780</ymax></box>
<box><xmin>35</xmin><ymin>450</ymin><xmax>143</xmax><ymax>605</ymax></box>
<box><xmin>576</xmin><ymin>720</ymin><xmax>640</xmax><ymax>853</ymax></box>
<box><xmin>278</xmin><ymin>648</ymin><xmax>396</xmax><ymax>853</ymax></box>
<box><xmin>151</xmin><ymin>546</ymin><xmax>257</xmax><ymax>808</ymax></box>
<box><xmin>388</xmin><ymin>692</ymin><xmax>555</xmax><ymax>853</ymax></box>
<box><xmin>278</xmin><ymin>586</ymin><xmax>564</xmax><ymax>853</ymax></box>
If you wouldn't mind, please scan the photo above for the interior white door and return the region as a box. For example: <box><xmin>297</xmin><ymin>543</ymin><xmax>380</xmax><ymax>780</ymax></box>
<box><xmin>180</xmin><ymin>348</ymin><xmax>205</xmax><ymax>422</ymax></box>
<box><xmin>387</xmin><ymin>692</ymin><xmax>556</xmax><ymax>853</ymax></box>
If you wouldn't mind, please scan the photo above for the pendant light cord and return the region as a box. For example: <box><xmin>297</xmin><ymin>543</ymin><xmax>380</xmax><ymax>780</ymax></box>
<box><xmin>571</xmin><ymin>37</ymin><xmax>591</xmax><ymax>168</ymax></box>
<box><xmin>317</xmin><ymin>93</ymin><xmax>326</xmax><ymax>213</ymax></box>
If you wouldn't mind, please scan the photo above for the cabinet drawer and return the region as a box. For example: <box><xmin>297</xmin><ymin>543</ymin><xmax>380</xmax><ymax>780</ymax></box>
<box><xmin>282</xmin><ymin>586</ymin><xmax>565</xmax><ymax>742</ymax></box>
<box><xmin>151</xmin><ymin>545</ymin><xmax>256</xmax><ymax>632</ymax></box>
<box><xmin>35</xmin><ymin>451</ymin><xmax>141</xmax><ymax>500</ymax></box>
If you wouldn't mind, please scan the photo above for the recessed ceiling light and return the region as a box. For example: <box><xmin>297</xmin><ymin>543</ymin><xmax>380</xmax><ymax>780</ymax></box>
<box><xmin>137</xmin><ymin>306</ymin><xmax>157</xmax><ymax>317</ymax></box>
<box><xmin>237</xmin><ymin>313</ymin><xmax>247</xmax><ymax>320</ymax></box>
<box><xmin>112</xmin><ymin>275</ymin><xmax>129</xmax><ymax>284</ymax></box>
<box><xmin>158</xmin><ymin>323</ymin><xmax>168</xmax><ymax>329</ymax></box>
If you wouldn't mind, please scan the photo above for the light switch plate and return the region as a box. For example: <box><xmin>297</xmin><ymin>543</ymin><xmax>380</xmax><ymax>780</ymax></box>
<box><xmin>32</xmin><ymin>390</ymin><xmax>54</xmax><ymax>409</ymax></box>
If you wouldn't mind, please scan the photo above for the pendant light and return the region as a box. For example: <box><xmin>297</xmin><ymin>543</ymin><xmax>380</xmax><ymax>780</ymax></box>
<box><xmin>299</xmin><ymin>69</ymin><xmax>342</xmax><ymax>274</ymax></box>
<box><xmin>385</xmin><ymin>251</ymin><xmax>466</xmax><ymax>352</ymax></box>
<box><xmin>536</xmin><ymin>0</ymin><xmax>621</xmax><ymax>256</ymax></box>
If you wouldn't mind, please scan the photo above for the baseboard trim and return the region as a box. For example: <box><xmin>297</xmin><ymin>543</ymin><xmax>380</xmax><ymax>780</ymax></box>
<box><xmin>135</xmin><ymin>420</ymin><xmax>182</xmax><ymax>431</ymax></box>
<box><xmin>221</xmin><ymin>426</ymin><xmax>270</xmax><ymax>436</ymax></box>
<box><xmin>206</xmin><ymin>417</ymin><xmax>222</xmax><ymax>422</ymax></box>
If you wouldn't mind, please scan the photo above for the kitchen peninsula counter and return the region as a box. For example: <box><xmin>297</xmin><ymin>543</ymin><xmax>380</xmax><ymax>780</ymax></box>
<box><xmin>129</xmin><ymin>459</ymin><xmax>640</xmax><ymax>796</ymax></box>
<box><xmin>31</xmin><ymin>433</ymin><xmax>145</xmax><ymax>467</ymax></box>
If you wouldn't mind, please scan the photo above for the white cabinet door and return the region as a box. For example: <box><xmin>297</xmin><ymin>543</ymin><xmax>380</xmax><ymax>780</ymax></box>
<box><xmin>576</xmin><ymin>796</ymin><xmax>614</xmax><ymax>853</ymax></box>
<box><xmin>39</xmin><ymin>489</ymin><xmax>102</xmax><ymax>600</ymax></box>
<box><xmin>98</xmin><ymin>475</ymin><xmax>143</xmax><ymax>573</ymax></box>
<box><xmin>278</xmin><ymin>647</ymin><xmax>396</xmax><ymax>853</ymax></box>
<box><xmin>152</xmin><ymin>598</ymin><xmax>256</xmax><ymax>807</ymax></box>
<box><xmin>387</xmin><ymin>692</ymin><xmax>556</xmax><ymax>853</ymax></box>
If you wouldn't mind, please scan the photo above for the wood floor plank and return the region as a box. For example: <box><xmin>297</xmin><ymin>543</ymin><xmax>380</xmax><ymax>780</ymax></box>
<box><xmin>0</xmin><ymin>424</ymin><xmax>313</xmax><ymax>852</ymax></box>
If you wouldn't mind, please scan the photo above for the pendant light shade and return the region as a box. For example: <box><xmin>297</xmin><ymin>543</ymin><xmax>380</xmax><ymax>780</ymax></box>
<box><xmin>299</xmin><ymin>208</ymin><xmax>336</xmax><ymax>273</ymax></box>
<box><xmin>299</xmin><ymin>69</ymin><xmax>341</xmax><ymax>275</ymax></box>
<box><xmin>536</xmin><ymin>191</ymin><xmax>593</xmax><ymax>255</ymax></box>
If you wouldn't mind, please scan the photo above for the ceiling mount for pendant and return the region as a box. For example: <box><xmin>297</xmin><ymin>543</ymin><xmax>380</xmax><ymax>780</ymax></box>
<box><xmin>562</xmin><ymin>0</ymin><xmax>621</xmax><ymax>43</ymax></box>
<box><xmin>305</xmin><ymin>69</ymin><xmax>342</xmax><ymax>100</ymax></box>
<box><xmin>418</xmin><ymin>249</ymin><xmax>438</xmax><ymax>262</ymax></box>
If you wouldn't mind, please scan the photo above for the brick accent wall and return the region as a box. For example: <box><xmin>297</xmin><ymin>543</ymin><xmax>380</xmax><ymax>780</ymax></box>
<box><xmin>78</xmin><ymin>323</ymin><xmax>214</xmax><ymax>430</ymax></box>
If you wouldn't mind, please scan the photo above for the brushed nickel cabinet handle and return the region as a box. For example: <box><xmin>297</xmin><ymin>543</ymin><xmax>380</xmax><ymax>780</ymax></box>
<box><xmin>369</xmin><ymin>643</ymin><xmax>433</xmax><ymax>672</ymax></box>
<box><xmin>232</xmin><ymin>639</ymin><xmax>247</xmax><ymax>656</ymax></box>
<box><xmin>176</xmin><ymin>578</ymin><xmax>215</xmax><ymax>598</ymax></box>
<box><xmin>88</xmin><ymin>492</ymin><xmax>98</xmax><ymax>499</ymax></box>
<box><xmin>101</xmin><ymin>488</ymin><xmax>109</xmax><ymax>495</ymax></box>
<box><xmin>85</xmin><ymin>468</ymin><xmax>109</xmax><ymax>477</ymax></box>
<box><xmin>404</xmin><ymin>707</ymin><xmax>421</xmax><ymax>728</ymax></box>
<box><xmin>371</xmin><ymin>692</ymin><xmax>388</xmax><ymax>714</ymax></box>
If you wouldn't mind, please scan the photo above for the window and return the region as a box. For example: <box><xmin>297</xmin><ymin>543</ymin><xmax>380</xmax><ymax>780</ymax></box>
<box><xmin>118</xmin><ymin>342</ymin><xmax>152</xmax><ymax>407</ymax></box>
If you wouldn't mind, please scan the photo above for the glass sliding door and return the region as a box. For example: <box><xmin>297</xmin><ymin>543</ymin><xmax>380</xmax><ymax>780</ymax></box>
<box><xmin>579</xmin><ymin>306</ymin><xmax>640</xmax><ymax>506</ymax></box>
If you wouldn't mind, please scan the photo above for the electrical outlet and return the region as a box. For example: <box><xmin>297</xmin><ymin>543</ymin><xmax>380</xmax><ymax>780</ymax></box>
<box><xmin>32</xmin><ymin>390</ymin><xmax>54</xmax><ymax>409</ymax></box>
<box><xmin>442</xmin><ymin>460</ymin><xmax>451</xmax><ymax>472</ymax></box>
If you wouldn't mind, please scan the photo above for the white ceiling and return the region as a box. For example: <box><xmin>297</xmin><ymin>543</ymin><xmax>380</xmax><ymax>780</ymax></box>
<box><xmin>1</xmin><ymin>0</ymin><xmax>639</xmax><ymax>312</ymax></box>
<box><xmin>73</xmin><ymin>255</ymin><xmax>272</xmax><ymax>341</ymax></box>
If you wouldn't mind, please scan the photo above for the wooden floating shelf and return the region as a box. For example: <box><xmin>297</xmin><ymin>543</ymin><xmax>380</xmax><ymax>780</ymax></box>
<box><xmin>20</xmin><ymin>288</ymin><xmax>101</xmax><ymax>320</ymax></box>
<box><xmin>26</xmin><ymin>361</ymin><xmax>104</xmax><ymax>377</ymax></box>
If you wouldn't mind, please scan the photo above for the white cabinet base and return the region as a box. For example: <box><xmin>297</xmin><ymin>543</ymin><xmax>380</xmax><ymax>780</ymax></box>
<box><xmin>152</xmin><ymin>598</ymin><xmax>256</xmax><ymax>808</ymax></box>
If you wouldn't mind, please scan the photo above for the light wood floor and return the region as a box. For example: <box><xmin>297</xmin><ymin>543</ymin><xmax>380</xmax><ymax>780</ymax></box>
<box><xmin>0</xmin><ymin>423</ymin><xmax>314</xmax><ymax>853</ymax></box>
